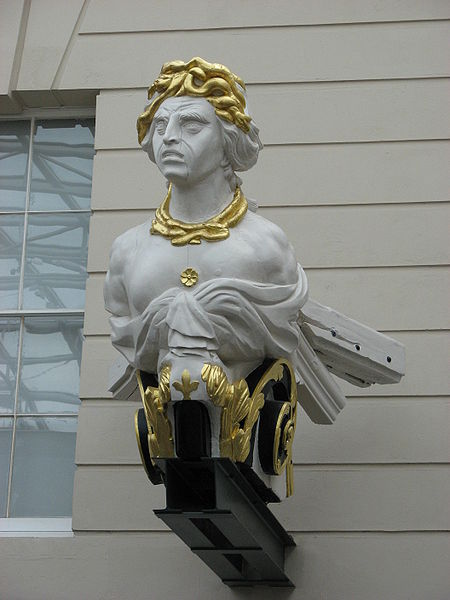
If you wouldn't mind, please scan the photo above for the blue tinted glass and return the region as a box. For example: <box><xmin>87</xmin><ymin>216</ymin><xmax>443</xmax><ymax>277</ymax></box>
<box><xmin>10</xmin><ymin>416</ymin><xmax>77</xmax><ymax>517</ymax></box>
<box><xmin>19</xmin><ymin>316</ymin><xmax>83</xmax><ymax>414</ymax></box>
<box><xmin>22</xmin><ymin>212</ymin><xmax>89</xmax><ymax>309</ymax></box>
<box><xmin>0</xmin><ymin>317</ymin><xmax>20</xmax><ymax>414</ymax></box>
<box><xmin>0</xmin><ymin>213</ymin><xmax>24</xmax><ymax>310</ymax></box>
<box><xmin>0</xmin><ymin>120</ymin><xmax>30</xmax><ymax>212</ymax></box>
<box><xmin>30</xmin><ymin>119</ymin><xmax>94</xmax><ymax>211</ymax></box>
<box><xmin>0</xmin><ymin>418</ymin><xmax>13</xmax><ymax>516</ymax></box>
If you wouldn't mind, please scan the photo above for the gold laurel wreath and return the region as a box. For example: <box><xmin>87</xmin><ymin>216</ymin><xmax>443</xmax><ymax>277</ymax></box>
<box><xmin>137</xmin><ymin>57</ymin><xmax>251</xmax><ymax>144</ymax></box>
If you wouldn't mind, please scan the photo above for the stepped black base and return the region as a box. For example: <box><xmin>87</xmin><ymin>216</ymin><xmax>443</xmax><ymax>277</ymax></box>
<box><xmin>154</xmin><ymin>458</ymin><xmax>295</xmax><ymax>587</ymax></box>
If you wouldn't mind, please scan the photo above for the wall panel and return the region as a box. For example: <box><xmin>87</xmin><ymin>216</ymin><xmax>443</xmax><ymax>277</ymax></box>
<box><xmin>81</xmin><ymin>0</ymin><xmax>450</xmax><ymax>32</ymax></box>
<box><xmin>94</xmin><ymin>79</ymin><xmax>450</xmax><ymax>149</ymax></box>
<box><xmin>58</xmin><ymin>22</ymin><xmax>450</xmax><ymax>90</ymax></box>
<box><xmin>85</xmin><ymin>203</ymin><xmax>450</xmax><ymax>272</ymax></box>
<box><xmin>79</xmin><ymin>331</ymin><xmax>450</xmax><ymax>399</ymax></box>
<box><xmin>75</xmin><ymin>398</ymin><xmax>450</xmax><ymax>466</ymax></box>
<box><xmin>72</xmin><ymin>464</ymin><xmax>450</xmax><ymax>532</ymax></box>
<box><xmin>84</xmin><ymin>266</ymin><xmax>450</xmax><ymax>335</ymax></box>
<box><xmin>0</xmin><ymin>532</ymin><xmax>448</xmax><ymax>600</ymax></box>
<box><xmin>91</xmin><ymin>141</ymin><xmax>450</xmax><ymax>210</ymax></box>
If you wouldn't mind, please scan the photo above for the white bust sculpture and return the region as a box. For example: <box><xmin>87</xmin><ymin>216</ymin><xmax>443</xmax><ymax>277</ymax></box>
<box><xmin>104</xmin><ymin>58</ymin><xmax>404</xmax><ymax>499</ymax></box>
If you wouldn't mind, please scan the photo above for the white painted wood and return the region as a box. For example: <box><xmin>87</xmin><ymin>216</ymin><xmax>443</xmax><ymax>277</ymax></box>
<box><xmin>0</xmin><ymin>0</ymin><xmax>25</xmax><ymax>112</ymax></box>
<box><xmin>75</xmin><ymin>398</ymin><xmax>450</xmax><ymax>466</ymax></box>
<box><xmin>107</xmin><ymin>355</ymin><xmax>137</xmax><ymax>400</ymax></box>
<box><xmin>94</xmin><ymin>79</ymin><xmax>450</xmax><ymax>150</ymax></box>
<box><xmin>300</xmin><ymin>300</ymin><xmax>405</xmax><ymax>386</ymax></box>
<box><xmin>81</xmin><ymin>0</ymin><xmax>450</xmax><ymax>32</ymax></box>
<box><xmin>86</xmin><ymin>203</ymin><xmax>450</xmax><ymax>272</ymax></box>
<box><xmin>0</xmin><ymin>518</ymin><xmax>72</xmax><ymax>536</ymax></box>
<box><xmin>296</xmin><ymin>330</ymin><xmax>346</xmax><ymax>423</ymax></box>
<box><xmin>91</xmin><ymin>141</ymin><xmax>450</xmax><ymax>210</ymax></box>
<box><xmin>72</xmin><ymin>465</ymin><xmax>450</xmax><ymax>531</ymax></box>
<box><xmin>84</xmin><ymin>267</ymin><xmax>450</xmax><ymax>336</ymax></box>
<box><xmin>16</xmin><ymin>0</ymin><xmax>84</xmax><ymax>92</ymax></box>
<box><xmin>0</xmin><ymin>532</ymin><xmax>448</xmax><ymax>600</ymax></box>
<box><xmin>79</xmin><ymin>331</ymin><xmax>449</xmax><ymax>399</ymax></box>
<box><xmin>57</xmin><ymin>22</ymin><xmax>450</xmax><ymax>90</ymax></box>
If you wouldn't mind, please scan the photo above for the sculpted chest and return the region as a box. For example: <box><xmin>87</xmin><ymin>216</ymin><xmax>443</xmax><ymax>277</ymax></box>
<box><xmin>125</xmin><ymin>223</ymin><xmax>268</xmax><ymax>315</ymax></box>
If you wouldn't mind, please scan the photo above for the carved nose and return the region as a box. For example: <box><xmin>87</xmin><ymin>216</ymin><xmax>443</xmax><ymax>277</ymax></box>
<box><xmin>163</xmin><ymin>117</ymin><xmax>181</xmax><ymax>144</ymax></box>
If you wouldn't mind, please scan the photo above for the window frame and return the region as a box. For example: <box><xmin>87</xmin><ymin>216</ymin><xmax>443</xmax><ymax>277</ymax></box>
<box><xmin>0</xmin><ymin>107</ymin><xmax>95</xmax><ymax>532</ymax></box>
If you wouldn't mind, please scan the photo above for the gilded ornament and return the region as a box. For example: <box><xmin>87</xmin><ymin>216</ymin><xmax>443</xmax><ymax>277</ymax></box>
<box><xmin>180</xmin><ymin>268</ymin><xmax>198</xmax><ymax>287</ymax></box>
<box><xmin>137</xmin><ymin>57</ymin><xmax>251</xmax><ymax>144</ymax></box>
<box><xmin>234</xmin><ymin>358</ymin><xmax>298</xmax><ymax>497</ymax></box>
<box><xmin>151</xmin><ymin>184</ymin><xmax>247</xmax><ymax>246</ymax></box>
<box><xmin>136</xmin><ymin>367</ymin><xmax>174</xmax><ymax>459</ymax></box>
<box><xmin>257</xmin><ymin>359</ymin><xmax>297</xmax><ymax>497</ymax></box>
<box><xmin>201</xmin><ymin>363</ymin><xmax>265</xmax><ymax>462</ymax></box>
<box><xmin>172</xmin><ymin>369</ymin><xmax>200</xmax><ymax>400</ymax></box>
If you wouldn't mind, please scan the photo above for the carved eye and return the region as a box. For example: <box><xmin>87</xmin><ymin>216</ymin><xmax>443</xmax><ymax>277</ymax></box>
<box><xmin>182</xmin><ymin>120</ymin><xmax>204</xmax><ymax>133</ymax></box>
<box><xmin>155</xmin><ymin>120</ymin><xmax>167</xmax><ymax>134</ymax></box>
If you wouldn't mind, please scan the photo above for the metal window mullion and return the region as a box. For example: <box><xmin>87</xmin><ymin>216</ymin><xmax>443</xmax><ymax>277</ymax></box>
<box><xmin>5</xmin><ymin>316</ymin><xmax>25</xmax><ymax>517</ymax></box>
<box><xmin>17</xmin><ymin>118</ymin><xmax>34</xmax><ymax>311</ymax></box>
<box><xmin>14</xmin><ymin>414</ymin><xmax>79</xmax><ymax>418</ymax></box>
<box><xmin>5</xmin><ymin>120</ymin><xmax>33</xmax><ymax>517</ymax></box>
<box><xmin>0</xmin><ymin>309</ymin><xmax>84</xmax><ymax>317</ymax></box>
<box><xmin>0</xmin><ymin>210</ymin><xmax>92</xmax><ymax>216</ymax></box>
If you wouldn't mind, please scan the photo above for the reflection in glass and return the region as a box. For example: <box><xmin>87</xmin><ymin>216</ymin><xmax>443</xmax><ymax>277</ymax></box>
<box><xmin>0</xmin><ymin>318</ymin><xmax>20</xmax><ymax>414</ymax></box>
<box><xmin>9</xmin><ymin>416</ymin><xmax>77</xmax><ymax>517</ymax></box>
<box><xmin>19</xmin><ymin>316</ymin><xmax>82</xmax><ymax>414</ymax></box>
<box><xmin>0</xmin><ymin>418</ymin><xmax>13</xmax><ymax>516</ymax></box>
<box><xmin>0</xmin><ymin>213</ymin><xmax>24</xmax><ymax>310</ymax></box>
<box><xmin>30</xmin><ymin>119</ymin><xmax>94</xmax><ymax>211</ymax></box>
<box><xmin>22</xmin><ymin>212</ymin><xmax>89</xmax><ymax>309</ymax></box>
<box><xmin>0</xmin><ymin>121</ymin><xmax>30</xmax><ymax>212</ymax></box>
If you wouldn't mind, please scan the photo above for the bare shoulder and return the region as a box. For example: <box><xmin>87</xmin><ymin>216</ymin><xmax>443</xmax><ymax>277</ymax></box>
<box><xmin>240</xmin><ymin>211</ymin><xmax>298</xmax><ymax>284</ymax></box>
<box><xmin>108</xmin><ymin>220</ymin><xmax>150</xmax><ymax>268</ymax></box>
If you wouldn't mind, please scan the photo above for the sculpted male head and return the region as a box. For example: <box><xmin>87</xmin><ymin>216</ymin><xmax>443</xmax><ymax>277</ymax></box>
<box><xmin>138</xmin><ymin>57</ymin><xmax>262</xmax><ymax>189</ymax></box>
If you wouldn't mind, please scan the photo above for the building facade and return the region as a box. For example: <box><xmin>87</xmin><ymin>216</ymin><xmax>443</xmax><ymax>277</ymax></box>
<box><xmin>1</xmin><ymin>1</ymin><xmax>449</xmax><ymax>598</ymax></box>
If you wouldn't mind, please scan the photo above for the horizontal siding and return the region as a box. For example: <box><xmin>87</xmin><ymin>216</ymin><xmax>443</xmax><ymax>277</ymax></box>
<box><xmin>72</xmin><ymin>465</ymin><xmax>450</xmax><ymax>531</ymax></box>
<box><xmin>79</xmin><ymin>331</ymin><xmax>449</xmax><ymax>399</ymax></box>
<box><xmin>84</xmin><ymin>266</ymin><xmax>450</xmax><ymax>335</ymax></box>
<box><xmin>1</xmin><ymin>532</ymin><xmax>448</xmax><ymax>600</ymax></box>
<box><xmin>81</xmin><ymin>0</ymin><xmax>450</xmax><ymax>32</ymax></box>
<box><xmin>86</xmin><ymin>203</ymin><xmax>450</xmax><ymax>272</ymax></box>
<box><xmin>75</xmin><ymin>398</ymin><xmax>450</xmax><ymax>466</ymax></box>
<box><xmin>91</xmin><ymin>141</ymin><xmax>450</xmax><ymax>210</ymax></box>
<box><xmin>56</xmin><ymin>22</ymin><xmax>450</xmax><ymax>90</ymax></box>
<box><xmin>95</xmin><ymin>80</ymin><xmax>450</xmax><ymax>149</ymax></box>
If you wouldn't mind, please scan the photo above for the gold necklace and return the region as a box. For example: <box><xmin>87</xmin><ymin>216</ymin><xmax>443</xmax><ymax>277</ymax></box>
<box><xmin>150</xmin><ymin>184</ymin><xmax>248</xmax><ymax>246</ymax></box>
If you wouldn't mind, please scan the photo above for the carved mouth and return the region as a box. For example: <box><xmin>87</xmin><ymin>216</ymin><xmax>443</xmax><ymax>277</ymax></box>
<box><xmin>162</xmin><ymin>149</ymin><xmax>184</xmax><ymax>159</ymax></box>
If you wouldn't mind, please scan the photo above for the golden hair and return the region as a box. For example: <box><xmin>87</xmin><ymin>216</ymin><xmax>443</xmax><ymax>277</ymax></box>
<box><xmin>137</xmin><ymin>57</ymin><xmax>251</xmax><ymax>144</ymax></box>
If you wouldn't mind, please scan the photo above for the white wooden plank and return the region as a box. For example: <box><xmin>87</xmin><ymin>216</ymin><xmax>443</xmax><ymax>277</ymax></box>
<box><xmin>79</xmin><ymin>331</ymin><xmax>449</xmax><ymax>399</ymax></box>
<box><xmin>84</xmin><ymin>266</ymin><xmax>450</xmax><ymax>336</ymax></box>
<box><xmin>58</xmin><ymin>22</ymin><xmax>450</xmax><ymax>90</ymax></box>
<box><xmin>94</xmin><ymin>79</ymin><xmax>450</xmax><ymax>150</ymax></box>
<box><xmin>1</xmin><ymin>532</ymin><xmax>449</xmax><ymax>600</ymax></box>
<box><xmin>72</xmin><ymin>465</ymin><xmax>450</xmax><ymax>531</ymax></box>
<box><xmin>91</xmin><ymin>141</ymin><xmax>450</xmax><ymax>210</ymax></box>
<box><xmin>81</xmin><ymin>0</ymin><xmax>450</xmax><ymax>32</ymax></box>
<box><xmin>16</xmin><ymin>0</ymin><xmax>84</xmax><ymax>91</ymax></box>
<box><xmin>86</xmin><ymin>203</ymin><xmax>450</xmax><ymax>272</ymax></box>
<box><xmin>75</xmin><ymin>398</ymin><xmax>450</xmax><ymax>466</ymax></box>
<box><xmin>0</xmin><ymin>0</ymin><xmax>25</xmax><ymax>112</ymax></box>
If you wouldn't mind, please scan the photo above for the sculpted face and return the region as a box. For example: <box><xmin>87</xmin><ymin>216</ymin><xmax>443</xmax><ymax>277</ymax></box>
<box><xmin>151</xmin><ymin>96</ymin><xmax>225</xmax><ymax>185</ymax></box>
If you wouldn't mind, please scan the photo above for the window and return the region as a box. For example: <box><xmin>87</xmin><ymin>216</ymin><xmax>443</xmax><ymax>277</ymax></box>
<box><xmin>0</xmin><ymin>117</ymin><xmax>94</xmax><ymax>518</ymax></box>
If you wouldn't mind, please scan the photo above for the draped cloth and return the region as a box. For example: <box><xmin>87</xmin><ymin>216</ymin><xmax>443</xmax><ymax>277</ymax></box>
<box><xmin>109</xmin><ymin>265</ymin><xmax>308</xmax><ymax>379</ymax></box>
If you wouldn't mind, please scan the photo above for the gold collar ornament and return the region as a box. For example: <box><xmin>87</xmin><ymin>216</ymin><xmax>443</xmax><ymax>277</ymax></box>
<box><xmin>150</xmin><ymin>184</ymin><xmax>248</xmax><ymax>246</ymax></box>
